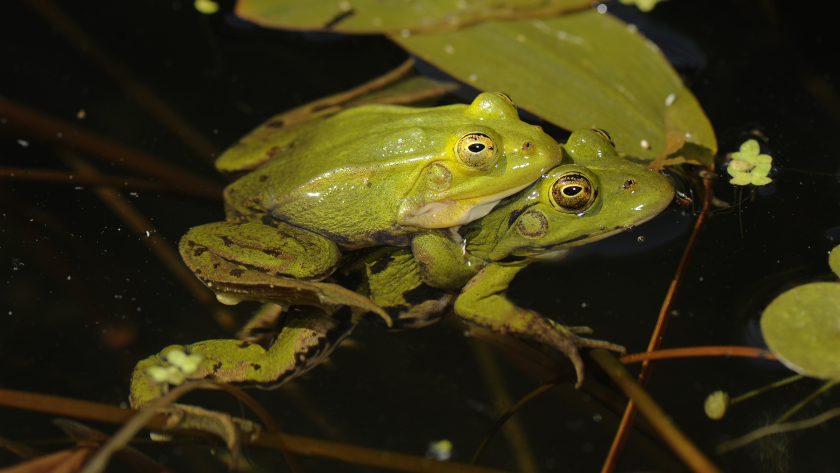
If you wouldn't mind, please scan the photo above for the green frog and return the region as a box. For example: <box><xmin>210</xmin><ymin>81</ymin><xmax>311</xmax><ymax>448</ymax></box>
<box><xmin>130</xmin><ymin>129</ymin><xmax>674</xmax><ymax>408</ymax></box>
<box><xmin>179</xmin><ymin>92</ymin><xmax>561</xmax><ymax>323</ymax></box>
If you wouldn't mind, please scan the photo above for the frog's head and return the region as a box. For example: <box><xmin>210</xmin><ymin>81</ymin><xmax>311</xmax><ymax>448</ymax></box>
<box><xmin>465</xmin><ymin>129</ymin><xmax>675</xmax><ymax>262</ymax></box>
<box><xmin>398</xmin><ymin>92</ymin><xmax>561</xmax><ymax>229</ymax></box>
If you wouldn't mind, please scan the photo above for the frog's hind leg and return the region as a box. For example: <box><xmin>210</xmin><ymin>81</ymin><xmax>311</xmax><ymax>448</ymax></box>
<box><xmin>129</xmin><ymin>306</ymin><xmax>355</xmax><ymax>409</ymax></box>
<box><xmin>179</xmin><ymin>219</ymin><xmax>392</xmax><ymax>324</ymax></box>
<box><xmin>180</xmin><ymin>219</ymin><xmax>342</xmax><ymax>284</ymax></box>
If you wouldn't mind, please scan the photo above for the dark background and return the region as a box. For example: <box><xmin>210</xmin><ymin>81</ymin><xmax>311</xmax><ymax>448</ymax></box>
<box><xmin>1</xmin><ymin>0</ymin><xmax>839</xmax><ymax>471</ymax></box>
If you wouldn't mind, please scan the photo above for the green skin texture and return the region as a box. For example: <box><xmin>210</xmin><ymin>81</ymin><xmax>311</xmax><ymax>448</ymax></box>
<box><xmin>178</xmin><ymin>92</ymin><xmax>560</xmax><ymax>321</ymax></box>
<box><xmin>130</xmin><ymin>129</ymin><xmax>673</xmax><ymax>409</ymax></box>
<box><xmin>221</xmin><ymin>92</ymin><xmax>559</xmax><ymax>244</ymax></box>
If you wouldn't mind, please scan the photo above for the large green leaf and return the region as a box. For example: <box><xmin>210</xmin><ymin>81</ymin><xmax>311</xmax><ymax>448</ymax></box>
<box><xmin>761</xmin><ymin>282</ymin><xmax>840</xmax><ymax>380</ymax></box>
<box><xmin>391</xmin><ymin>10</ymin><xmax>716</xmax><ymax>165</ymax></box>
<box><xmin>760</xmin><ymin>246</ymin><xmax>840</xmax><ymax>380</ymax></box>
<box><xmin>236</xmin><ymin>0</ymin><xmax>590</xmax><ymax>33</ymax></box>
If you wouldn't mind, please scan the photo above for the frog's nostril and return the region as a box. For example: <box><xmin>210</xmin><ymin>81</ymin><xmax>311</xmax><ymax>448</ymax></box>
<box><xmin>521</xmin><ymin>141</ymin><xmax>533</xmax><ymax>153</ymax></box>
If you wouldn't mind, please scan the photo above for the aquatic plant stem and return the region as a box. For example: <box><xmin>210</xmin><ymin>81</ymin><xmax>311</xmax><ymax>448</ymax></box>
<box><xmin>61</xmin><ymin>152</ymin><xmax>239</xmax><ymax>333</ymax></box>
<box><xmin>0</xmin><ymin>97</ymin><xmax>224</xmax><ymax>199</ymax></box>
<box><xmin>773</xmin><ymin>378</ymin><xmax>839</xmax><ymax>425</ymax></box>
<box><xmin>470</xmin><ymin>344</ymin><xmax>773</xmax><ymax>465</ymax></box>
<box><xmin>728</xmin><ymin>374</ymin><xmax>804</xmax><ymax>406</ymax></box>
<box><xmin>716</xmin><ymin>405</ymin><xmax>840</xmax><ymax>454</ymax></box>
<box><xmin>471</xmin><ymin>339</ymin><xmax>539</xmax><ymax>472</ymax></box>
<box><xmin>0</xmin><ymin>388</ymin><xmax>511</xmax><ymax>473</ymax></box>
<box><xmin>0</xmin><ymin>166</ymin><xmax>223</xmax><ymax>201</ymax></box>
<box><xmin>601</xmin><ymin>177</ymin><xmax>714</xmax><ymax>473</ymax></box>
<box><xmin>590</xmin><ymin>349</ymin><xmax>723</xmax><ymax>473</ymax></box>
<box><xmin>619</xmin><ymin>345</ymin><xmax>777</xmax><ymax>364</ymax></box>
<box><xmin>261</xmin><ymin>58</ymin><xmax>457</xmax><ymax>129</ymax></box>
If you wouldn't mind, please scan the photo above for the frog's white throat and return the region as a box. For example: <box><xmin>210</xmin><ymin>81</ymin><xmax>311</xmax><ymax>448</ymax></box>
<box><xmin>402</xmin><ymin>182</ymin><xmax>531</xmax><ymax>228</ymax></box>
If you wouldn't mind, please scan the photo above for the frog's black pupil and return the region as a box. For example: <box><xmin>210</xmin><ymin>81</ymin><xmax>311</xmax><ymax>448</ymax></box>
<box><xmin>564</xmin><ymin>186</ymin><xmax>583</xmax><ymax>196</ymax></box>
<box><xmin>468</xmin><ymin>143</ymin><xmax>485</xmax><ymax>153</ymax></box>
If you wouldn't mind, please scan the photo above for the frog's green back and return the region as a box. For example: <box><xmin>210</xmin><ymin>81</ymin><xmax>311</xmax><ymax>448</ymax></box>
<box><xmin>221</xmin><ymin>93</ymin><xmax>561</xmax><ymax>249</ymax></box>
<box><xmin>216</xmin><ymin>115</ymin><xmax>330</xmax><ymax>174</ymax></box>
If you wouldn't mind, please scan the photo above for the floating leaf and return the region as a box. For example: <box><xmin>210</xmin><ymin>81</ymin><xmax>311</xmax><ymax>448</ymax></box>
<box><xmin>727</xmin><ymin>139</ymin><xmax>773</xmax><ymax>186</ymax></box>
<box><xmin>391</xmin><ymin>11</ymin><xmax>716</xmax><ymax>166</ymax></box>
<box><xmin>236</xmin><ymin>0</ymin><xmax>590</xmax><ymax>34</ymax></box>
<box><xmin>618</xmin><ymin>0</ymin><xmax>668</xmax><ymax>12</ymax></box>
<box><xmin>761</xmin><ymin>282</ymin><xmax>840</xmax><ymax>379</ymax></box>
<box><xmin>830</xmin><ymin>245</ymin><xmax>840</xmax><ymax>277</ymax></box>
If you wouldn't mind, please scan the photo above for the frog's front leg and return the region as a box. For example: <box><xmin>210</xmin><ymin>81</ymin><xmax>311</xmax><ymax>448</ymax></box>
<box><xmin>411</xmin><ymin>229</ymin><xmax>487</xmax><ymax>293</ymax></box>
<box><xmin>454</xmin><ymin>263</ymin><xmax>625</xmax><ymax>387</ymax></box>
<box><xmin>130</xmin><ymin>307</ymin><xmax>355</xmax><ymax>409</ymax></box>
<box><xmin>360</xmin><ymin>247</ymin><xmax>456</xmax><ymax>329</ymax></box>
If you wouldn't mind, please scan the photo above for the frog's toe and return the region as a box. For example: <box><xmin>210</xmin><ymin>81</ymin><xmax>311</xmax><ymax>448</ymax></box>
<box><xmin>557</xmin><ymin>333</ymin><xmax>625</xmax><ymax>388</ymax></box>
<box><xmin>564</xmin><ymin>347</ymin><xmax>587</xmax><ymax>389</ymax></box>
<box><xmin>160</xmin><ymin>403</ymin><xmax>260</xmax><ymax>469</ymax></box>
<box><xmin>564</xmin><ymin>325</ymin><xmax>594</xmax><ymax>335</ymax></box>
<box><xmin>574</xmin><ymin>336</ymin><xmax>626</xmax><ymax>355</ymax></box>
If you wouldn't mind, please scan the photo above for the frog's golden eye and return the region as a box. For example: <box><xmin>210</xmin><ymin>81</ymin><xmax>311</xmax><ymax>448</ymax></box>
<box><xmin>550</xmin><ymin>172</ymin><xmax>595</xmax><ymax>213</ymax></box>
<box><xmin>456</xmin><ymin>132</ymin><xmax>497</xmax><ymax>167</ymax></box>
<box><xmin>493</xmin><ymin>92</ymin><xmax>515</xmax><ymax>107</ymax></box>
<box><xmin>592</xmin><ymin>128</ymin><xmax>615</xmax><ymax>148</ymax></box>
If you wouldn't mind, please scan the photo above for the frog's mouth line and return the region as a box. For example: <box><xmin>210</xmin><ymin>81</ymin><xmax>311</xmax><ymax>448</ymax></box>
<box><xmin>408</xmin><ymin>182</ymin><xmax>532</xmax><ymax>228</ymax></box>
<box><xmin>532</xmin><ymin>199</ymin><xmax>671</xmax><ymax>260</ymax></box>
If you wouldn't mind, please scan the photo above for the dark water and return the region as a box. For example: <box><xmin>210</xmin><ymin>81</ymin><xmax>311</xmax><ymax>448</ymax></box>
<box><xmin>1</xmin><ymin>0</ymin><xmax>839</xmax><ymax>471</ymax></box>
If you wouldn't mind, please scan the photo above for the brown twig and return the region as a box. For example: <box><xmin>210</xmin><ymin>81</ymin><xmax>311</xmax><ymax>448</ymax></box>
<box><xmin>61</xmin><ymin>152</ymin><xmax>238</xmax><ymax>332</ymax></box>
<box><xmin>619</xmin><ymin>346</ymin><xmax>777</xmax><ymax>364</ymax></box>
<box><xmin>209</xmin><ymin>383</ymin><xmax>307</xmax><ymax>473</ymax></box>
<box><xmin>79</xmin><ymin>382</ymin><xmax>224</xmax><ymax>473</ymax></box>
<box><xmin>471</xmin><ymin>343</ymin><xmax>778</xmax><ymax>465</ymax></box>
<box><xmin>0</xmin><ymin>166</ymin><xmax>222</xmax><ymax>201</ymax></box>
<box><xmin>53</xmin><ymin>419</ymin><xmax>174</xmax><ymax>473</ymax></box>
<box><xmin>0</xmin><ymin>388</ymin><xmax>512</xmax><ymax>473</ymax></box>
<box><xmin>23</xmin><ymin>0</ymin><xmax>221</xmax><ymax>163</ymax></box>
<box><xmin>0</xmin><ymin>97</ymin><xmax>224</xmax><ymax>200</ymax></box>
<box><xmin>601</xmin><ymin>178</ymin><xmax>714</xmax><ymax>473</ymax></box>
<box><xmin>274</xmin><ymin>58</ymin><xmax>420</xmax><ymax>128</ymax></box>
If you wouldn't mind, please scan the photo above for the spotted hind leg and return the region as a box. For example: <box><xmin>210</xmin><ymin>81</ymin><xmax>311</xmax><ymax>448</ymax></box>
<box><xmin>129</xmin><ymin>306</ymin><xmax>356</xmax><ymax>409</ymax></box>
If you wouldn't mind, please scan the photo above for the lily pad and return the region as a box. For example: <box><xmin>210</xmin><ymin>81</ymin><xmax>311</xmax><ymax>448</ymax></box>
<box><xmin>391</xmin><ymin>10</ymin><xmax>716</xmax><ymax>165</ymax></box>
<box><xmin>235</xmin><ymin>0</ymin><xmax>590</xmax><ymax>34</ymax></box>
<box><xmin>830</xmin><ymin>245</ymin><xmax>840</xmax><ymax>277</ymax></box>
<box><xmin>761</xmin><ymin>282</ymin><xmax>840</xmax><ymax>379</ymax></box>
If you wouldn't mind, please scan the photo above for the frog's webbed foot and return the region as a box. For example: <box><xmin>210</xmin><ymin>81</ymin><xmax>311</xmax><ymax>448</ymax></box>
<box><xmin>454</xmin><ymin>263</ymin><xmax>625</xmax><ymax>388</ymax></box>
<box><xmin>151</xmin><ymin>404</ymin><xmax>259</xmax><ymax>469</ymax></box>
<box><xmin>563</xmin><ymin>325</ymin><xmax>594</xmax><ymax>335</ymax></box>
<box><xmin>130</xmin><ymin>307</ymin><xmax>356</xmax><ymax>410</ymax></box>
<box><xmin>530</xmin><ymin>317</ymin><xmax>625</xmax><ymax>388</ymax></box>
